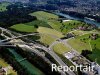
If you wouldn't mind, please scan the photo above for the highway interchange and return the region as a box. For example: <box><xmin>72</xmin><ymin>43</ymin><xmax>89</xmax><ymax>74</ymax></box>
<box><xmin>0</xmin><ymin>27</ymin><xmax>76</xmax><ymax>75</ymax></box>
<box><xmin>0</xmin><ymin>27</ymin><xmax>100</xmax><ymax>75</ymax></box>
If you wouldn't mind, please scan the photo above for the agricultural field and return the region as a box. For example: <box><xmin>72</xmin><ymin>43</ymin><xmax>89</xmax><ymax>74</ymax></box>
<box><xmin>47</xmin><ymin>19</ymin><xmax>86</xmax><ymax>34</ymax></box>
<box><xmin>90</xmin><ymin>36</ymin><xmax>100</xmax><ymax>50</ymax></box>
<box><xmin>25</xmin><ymin>20</ymin><xmax>51</xmax><ymax>28</ymax></box>
<box><xmin>30</xmin><ymin>11</ymin><xmax>59</xmax><ymax>20</ymax></box>
<box><xmin>67</xmin><ymin>34</ymin><xmax>92</xmax><ymax>53</ymax></box>
<box><xmin>47</xmin><ymin>20</ymin><xmax>62</xmax><ymax>32</ymax></box>
<box><xmin>48</xmin><ymin>19</ymin><xmax>88</xmax><ymax>34</ymax></box>
<box><xmin>10</xmin><ymin>10</ymin><xmax>64</xmax><ymax>45</ymax></box>
<box><xmin>61</xmin><ymin>20</ymin><xmax>88</xmax><ymax>33</ymax></box>
<box><xmin>10</xmin><ymin>24</ymin><xmax>37</xmax><ymax>33</ymax></box>
<box><xmin>37</xmin><ymin>27</ymin><xmax>63</xmax><ymax>38</ymax></box>
<box><xmin>0</xmin><ymin>2</ymin><xmax>10</xmax><ymax>12</ymax></box>
<box><xmin>68</xmin><ymin>33</ymin><xmax>100</xmax><ymax>52</ymax></box>
<box><xmin>52</xmin><ymin>43</ymin><xmax>70</xmax><ymax>54</ymax></box>
<box><xmin>88</xmin><ymin>35</ymin><xmax>100</xmax><ymax>64</ymax></box>
<box><xmin>0</xmin><ymin>58</ymin><xmax>17</xmax><ymax>75</ymax></box>
<box><xmin>67</xmin><ymin>32</ymin><xmax>100</xmax><ymax>64</ymax></box>
<box><xmin>88</xmin><ymin>48</ymin><xmax>100</xmax><ymax>65</ymax></box>
<box><xmin>10</xmin><ymin>20</ymin><xmax>51</xmax><ymax>32</ymax></box>
<box><xmin>30</xmin><ymin>11</ymin><xmax>84</xmax><ymax>31</ymax></box>
<box><xmin>37</xmin><ymin>27</ymin><xmax>64</xmax><ymax>45</ymax></box>
<box><xmin>38</xmin><ymin>34</ymin><xmax>57</xmax><ymax>45</ymax></box>
<box><xmin>11</xmin><ymin>11</ymin><xmax>88</xmax><ymax>34</ymax></box>
<box><xmin>69</xmin><ymin>30</ymin><xmax>86</xmax><ymax>36</ymax></box>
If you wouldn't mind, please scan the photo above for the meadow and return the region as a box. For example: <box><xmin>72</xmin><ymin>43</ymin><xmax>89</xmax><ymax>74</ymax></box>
<box><xmin>30</xmin><ymin>11</ymin><xmax>59</xmax><ymax>20</ymax></box>
<box><xmin>52</xmin><ymin>43</ymin><xmax>70</xmax><ymax>54</ymax></box>
<box><xmin>10</xmin><ymin>24</ymin><xmax>37</xmax><ymax>33</ymax></box>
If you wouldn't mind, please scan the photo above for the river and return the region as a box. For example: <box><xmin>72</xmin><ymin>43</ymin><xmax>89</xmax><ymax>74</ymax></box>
<box><xmin>7</xmin><ymin>48</ymin><xmax>45</xmax><ymax>75</ymax></box>
<box><xmin>56</xmin><ymin>13</ymin><xmax>100</xmax><ymax>27</ymax></box>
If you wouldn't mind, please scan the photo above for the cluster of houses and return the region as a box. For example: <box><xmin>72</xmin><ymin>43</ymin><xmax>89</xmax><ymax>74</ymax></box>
<box><xmin>64</xmin><ymin>51</ymin><xmax>100</xmax><ymax>75</ymax></box>
<box><xmin>0</xmin><ymin>65</ymin><xmax>13</xmax><ymax>75</ymax></box>
<box><xmin>64</xmin><ymin>51</ymin><xmax>90</xmax><ymax>66</ymax></box>
<box><xmin>78</xmin><ymin>25</ymin><xmax>97</xmax><ymax>31</ymax></box>
<box><xmin>0</xmin><ymin>65</ymin><xmax>6</xmax><ymax>75</ymax></box>
<box><xmin>90</xmin><ymin>34</ymin><xmax>98</xmax><ymax>40</ymax></box>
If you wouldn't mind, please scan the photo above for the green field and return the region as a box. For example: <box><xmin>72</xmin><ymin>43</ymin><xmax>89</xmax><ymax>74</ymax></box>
<box><xmin>68</xmin><ymin>33</ymin><xmax>100</xmax><ymax>52</ymax></box>
<box><xmin>39</xmin><ymin>34</ymin><xmax>57</xmax><ymax>45</ymax></box>
<box><xmin>10</xmin><ymin>19</ymin><xmax>51</xmax><ymax>33</ymax></box>
<box><xmin>0</xmin><ymin>2</ymin><xmax>10</xmax><ymax>12</ymax></box>
<box><xmin>68</xmin><ymin>33</ymin><xmax>100</xmax><ymax>64</ymax></box>
<box><xmin>25</xmin><ymin>20</ymin><xmax>51</xmax><ymax>28</ymax></box>
<box><xmin>90</xmin><ymin>36</ymin><xmax>100</xmax><ymax>50</ymax></box>
<box><xmin>37</xmin><ymin>27</ymin><xmax>64</xmax><ymax>45</ymax></box>
<box><xmin>47</xmin><ymin>20</ymin><xmax>62</xmax><ymax>32</ymax></box>
<box><xmin>62</xmin><ymin>20</ymin><xmax>88</xmax><ymax>33</ymax></box>
<box><xmin>88</xmin><ymin>36</ymin><xmax>100</xmax><ymax>64</ymax></box>
<box><xmin>10</xmin><ymin>24</ymin><xmax>37</xmax><ymax>33</ymax></box>
<box><xmin>10</xmin><ymin>11</ymin><xmax>63</xmax><ymax>45</ymax></box>
<box><xmin>10</xmin><ymin>15</ymin><xmax>64</xmax><ymax>45</ymax></box>
<box><xmin>68</xmin><ymin>34</ymin><xmax>91</xmax><ymax>53</ymax></box>
<box><xmin>52</xmin><ymin>43</ymin><xmax>70</xmax><ymax>54</ymax></box>
<box><xmin>0</xmin><ymin>58</ymin><xmax>17</xmax><ymax>75</ymax></box>
<box><xmin>28</xmin><ymin>11</ymin><xmax>88</xmax><ymax>35</ymax></box>
<box><xmin>37</xmin><ymin>27</ymin><xmax>63</xmax><ymax>38</ymax></box>
<box><xmin>30</xmin><ymin>11</ymin><xmax>59</xmax><ymax>20</ymax></box>
<box><xmin>70</xmin><ymin>30</ymin><xmax>85</xmax><ymax>36</ymax></box>
<box><xmin>48</xmin><ymin>20</ymin><xmax>82</xmax><ymax>33</ymax></box>
<box><xmin>48</xmin><ymin>19</ymin><xmax>88</xmax><ymax>34</ymax></box>
<box><xmin>88</xmin><ymin>49</ymin><xmax>100</xmax><ymax>65</ymax></box>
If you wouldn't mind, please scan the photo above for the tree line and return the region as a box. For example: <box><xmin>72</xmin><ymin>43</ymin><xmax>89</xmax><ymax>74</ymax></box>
<box><xmin>0</xmin><ymin>2</ymin><xmax>38</xmax><ymax>28</ymax></box>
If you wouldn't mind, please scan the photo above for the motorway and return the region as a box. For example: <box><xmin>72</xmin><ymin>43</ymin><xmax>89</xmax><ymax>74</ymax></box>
<box><xmin>0</xmin><ymin>27</ymin><xmax>77</xmax><ymax>75</ymax></box>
